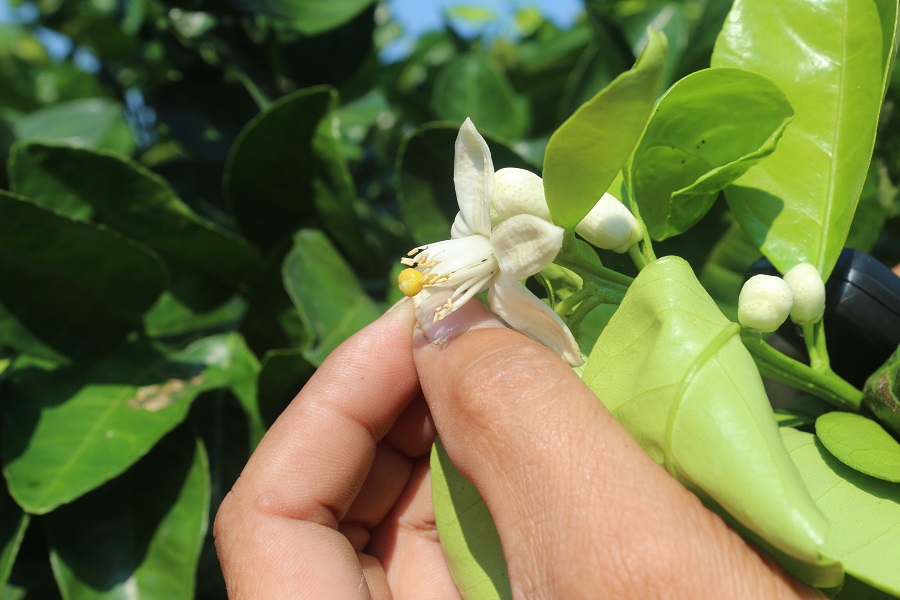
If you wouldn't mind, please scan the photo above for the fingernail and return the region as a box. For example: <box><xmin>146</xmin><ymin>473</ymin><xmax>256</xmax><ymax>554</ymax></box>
<box><xmin>419</xmin><ymin>299</ymin><xmax>506</xmax><ymax>343</ymax></box>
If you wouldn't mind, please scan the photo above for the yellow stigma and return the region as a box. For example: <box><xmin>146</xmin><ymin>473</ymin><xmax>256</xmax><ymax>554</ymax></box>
<box><xmin>398</xmin><ymin>268</ymin><xmax>425</xmax><ymax>297</ymax></box>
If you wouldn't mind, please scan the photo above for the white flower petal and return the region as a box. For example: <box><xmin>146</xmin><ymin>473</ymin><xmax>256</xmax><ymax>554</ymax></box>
<box><xmin>491</xmin><ymin>168</ymin><xmax>551</xmax><ymax>224</ymax></box>
<box><xmin>450</xmin><ymin>212</ymin><xmax>473</xmax><ymax>239</ymax></box>
<box><xmin>575</xmin><ymin>193</ymin><xmax>641</xmax><ymax>253</ymax></box>
<box><xmin>490</xmin><ymin>214</ymin><xmax>564</xmax><ymax>280</ymax></box>
<box><xmin>488</xmin><ymin>273</ymin><xmax>584</xmax><ymax>367</ymax></box>
<box><xmin>454</xmin><ymin>118</ymin><xmax>494</xmax><ymax>237</ymax></box>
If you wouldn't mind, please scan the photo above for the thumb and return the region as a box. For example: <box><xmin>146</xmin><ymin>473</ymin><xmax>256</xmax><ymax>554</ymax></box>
<box><xmin>413</xmin><ymin>299</ymin><xmax>822</xmax><ymax>600</ymax></box>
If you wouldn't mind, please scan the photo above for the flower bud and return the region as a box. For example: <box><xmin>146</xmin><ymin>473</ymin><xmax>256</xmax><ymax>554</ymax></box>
<box><xmin>575</xmin><ymin>193</ymin><xmax>642</xmax><ymax>253</ymax></box>
<box><xmin>738</xmin><ymin>274</ymin><xmax>794</xmax><ymax>332</ymax></box>
<box><xmin>490</xmin><ymin>168</ymin><xmax>552</xmax><ymax>224</ymax></box>
<box><xmin>783</xmin><ymin>263</ymin><xmax>826</xmax><ymax>324</ymax></box>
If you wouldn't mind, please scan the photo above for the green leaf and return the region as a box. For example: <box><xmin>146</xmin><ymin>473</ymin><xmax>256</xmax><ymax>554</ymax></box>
<box><xmin>282</xmin><ymin>229</ymin><xmax>380</xmax><ymax>366</ymax></box>
<box><xmin>45</xmin><ymin>426</ymin><xmax>209</xmax><ymax>600</ymax></box>
<box><xmin>397</xmin><ymin>124</ymin><xmax>535</xmax><ymax>246</ymax></box>
<box><xmin>225</xmin><ymin>85</ymin><xmax>365</xmax><ymax>256</ymax></box>
<box><xmin>258</xmin><ymin>348</ymin><xmax>315</xmax><ymax>428</ymax></box>
<box><xmin>0</xmin><ymin>191</ymin><xmax>166</xmax><ymax>362</ymax></box>
<box><xmin>781</xmin><ymin>427</ymin><xmax>900</xmax><ymax>596</ymax></box>
<box><xmin>815</xmin><ymin>412</ymin><xmax>900</xmax><ymax>482</ymax></box>
<box><xmin>544</xmin><ymin>29</ymin><xmax>667</xmax><ymax>229</ymax></box>
<box><xmin>431</xmin><ymin>438</ymin><xmax>510</xmax><ymax>600</ymax></box>
<box><xmin>631</xmin><ymin>68</ymin><xmax>793</xmax><ymax>241</ymax></box>
<box><xmin>12</xmin><ymin>98</ymin><xmax>135</xmax><ymax>155</ymax></box>
<box><xmin>431</xmin><ymin>55</ymin><xmax>529</xmax><ymax>141</ymax></box>
<box><xmin>582</xmin><ymin>256</ymin><xmax>840</xmax><ymax>588</ymax></box>
<box><xmin>229</xmin><ymin>0</ymin><xmax>376</xmax><ymax>35</ymax></box>
<box><xmin>8</xmin><ymin>142</ymin><xmax>262</xmax><ymax>292</ymax></box>
<box><xmin>698</xmin><ymin>221</ymin><xmax>762</xmax><ymax>322</ymax></box>
<box><xmin>0</xmin><ymin>486</ymin><xmax>28</xmax><ymax>589</ymax></box>
<box><xmin>712</xmin><ymin>0</ymin><xmax>899</xmax><ymax>279</ymax></box>
<box><xmin>1</xmin><ymin>340</ymin><xmax>228</xmax><ymax>514</ymax></box>
<box><xmin>774</xmin><ymin>395</ymin><xmax>834</xmax><ymax>429</ymax></box>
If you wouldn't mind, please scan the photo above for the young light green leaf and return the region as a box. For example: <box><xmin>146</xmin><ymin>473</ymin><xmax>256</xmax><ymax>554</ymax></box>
<box><xmin>582</xmin><ymin>256</ymin><xmax>840</xmax><ymax>588</ymax></box>
<box><xmin>631</xmin><ymin>68</ymin><xmax>793</xmax><ymax>241</ymax></box>
<box><xmin>781</xmin><ymin>427</ymin><xmax>900</xmax><ymax>596</ymax></box>
<box><xmin>431</xmin><ymin>55</ymin><xmax>529</xmax><ymax>141</ymax></box>
<box><xmin>712</xmin><ymin>0</ymin><xmax>899</xmax><ymax>279</ymax></box>
<box><xmin>431</xmin><ymin>438</ymin><xmax>511</xmax><ymax>600</ymax></box>
<box><xmin>815</xmin><ymin>412</ymin><xmax>900</xmax><ymax>482</ymax></box>
<box><xmin>0</xmin><ymin>191</ymin><xmax>166</xmax><ymax>362</ymax></box>
<box><xmin>0</xmin><ymin>339</ymin><xmax>232</xmax><ymax>514</ymax></box>
<box><xmin>45</xmin><ymin>426</ymin><xmax>209</xmax><ymax>600</ymax></box>
<box><xmin>282</xmin><ymin>229</ymin><xmax>380</xmax><ymax>366</ymax></box>
<box><xmin>544</xmin><ymin>29</ymin><xmax>667</xmax><ymax>229</ymax></box>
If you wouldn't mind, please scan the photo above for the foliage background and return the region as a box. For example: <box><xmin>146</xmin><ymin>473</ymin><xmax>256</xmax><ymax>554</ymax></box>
<box><xmin>0</xmin><ymin>0</ymin><xmax>898</xmax><ymax>598</ymax></box>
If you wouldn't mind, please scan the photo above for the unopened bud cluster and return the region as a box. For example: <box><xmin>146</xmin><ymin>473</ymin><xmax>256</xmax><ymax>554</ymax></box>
<box><xmin>738</xmin><ymin>263</ymin><xmax>826</xmax><ymax>332</ymax></box>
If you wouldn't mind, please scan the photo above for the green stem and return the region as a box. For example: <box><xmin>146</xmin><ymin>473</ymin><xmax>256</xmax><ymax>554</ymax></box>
<box><xmin>628</xmin><ymin>243</ymin><xmax>647</xmax><ymax>271</ymax></box>
<box><xmin>554</xmin><ymin>288</ymin><xmax>591</xmax><ymax>318</ymax></box>
<box><xmin>801</xmin><ymin>321</ymin><xmax>830</xmax><ymax>371</ymax></box>
<box><xmin>740</xmin><ymin>329</ymin><xmax>862</xmax><ymax>412</ymax></box>
<box><xmin>566</xmin><ymin>295</ymin><xmax>603</xmax><ymax>337</ymax></box>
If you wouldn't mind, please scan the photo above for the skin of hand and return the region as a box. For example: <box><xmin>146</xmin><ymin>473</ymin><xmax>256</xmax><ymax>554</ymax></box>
<box><xmin>214</xmin><ymin>299</ymin><xmax>825</xmax><ymax>600</ymax></box>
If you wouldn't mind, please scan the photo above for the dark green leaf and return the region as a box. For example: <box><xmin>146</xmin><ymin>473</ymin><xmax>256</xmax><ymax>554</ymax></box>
<box><xmin>225</xmin><ymin>86</ymin><xmax>365</xmax><ymax>256</ymax></box>
<box><xmin>815</xmin><ymin>412</ymin><xmax>900</xmax><ymax>482</ymax></box>
<box><xmin>45</xmin><ymin>426</ymin><xmax>209</xmax><ymax>600</ymax></box>
<box><xmin>544</xmin><ymin>29</ymin><xmax>667</xmax><ymax>229</ymax></box>
<box><xmin>431</xmin><ymin>55</ymin><xmax>529</xmax><ymax>141</ymax></box>
<box><xmin>773</xmin><ymin>395</ymin><xmax>833</xmax><ymax>429</ymax></box>
<box><xmin>1</xmin><ymin>340</ymin><xmax>228</xmax><ymax>514</ymax></box>
<box><xmin>582</xmin><ymin>256</ymin><xmax>840</xmax><ymax>588</ymax></box>
<box><xmin>782</xmin><ymin>427</ymin><xmax>900</xmax><ymax>596</ymax></box>
<box><xmin>431</xmin><ymin>438</ymin><xmax>510</xmax><ymax>600</ymax></box>
<box><xmin>397</xmin><ymin>124</ymin><xmax>535</xmax><ymax>246</ymax></box>
<box><xmin>632</xmin><ymin>68</ymin><xmax>793</xmax><ymax>241</ymax></box>
<box><xmin>12</xmin><ymin>98</ymin><xmax>135</xmax><ymax>155</ymax></box>
<box><xmin>0</xmin><ymin>486</ymin><xmax>28</xmax><ymax>589</ymax></box>
<box><xmin>258</xmin><ymin>348</ymin><xmax>315</xmax><ymax>428</ymax></box>
<box><xmin>230</xmin><ymin>0</ymin><xmax>376</xmax><ymax>35</ymax></box>
<box><xmin>0</xmin><ymin>191</ymin><xmax>166</xmax><ymax>362</ymax></box>
<box><xmin>713</xmin><ymin>0</ymin><xmax>899</xmax><ymax>279</ymax></box>
<box><xmin>281</xmin><ymin>229</ymin><xmax>380</xmax><ymax>365</ymax></box>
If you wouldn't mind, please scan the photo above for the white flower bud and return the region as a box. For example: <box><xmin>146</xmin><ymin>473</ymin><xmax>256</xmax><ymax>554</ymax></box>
<box><xmin>738</xmin><ymin>274</ymin><xmax>794</xmax><ymax>332</ymax></box>
<box><xmin>575</xmin><ymin>193</ymin><xmax>642</xmax><ymax>253</ymax></box>
<box><xmin>490</xmin><ymin>168</ymin><xmax>551</xmax><ymax>225</ymax></box>
<box><xmin>783</xmin><ymin>263</ymin><xmax>826</xmax><ymax>324</ymax></box>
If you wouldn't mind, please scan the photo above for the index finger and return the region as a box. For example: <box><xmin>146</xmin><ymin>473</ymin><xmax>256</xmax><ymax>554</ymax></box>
<box><xmin>215</xmin><ymin>300</ymin><xmax>420</xmax><ymax>598</ymax></box>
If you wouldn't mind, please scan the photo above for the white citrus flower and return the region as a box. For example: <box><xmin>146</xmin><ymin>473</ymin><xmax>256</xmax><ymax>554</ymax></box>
<box><xmin>398</xmin><ymin>118</ymin><xmax>583</xmax><ymax>367</ymax></box>
<box><xmin>738</xmin><ymin>274</ymin><xmax>794</xmax><ymax>332</ymax></box>
<box><xmin>783</xmin><ymin>263</ymin><xmax>825</xmax><ymax>325</ymax></box>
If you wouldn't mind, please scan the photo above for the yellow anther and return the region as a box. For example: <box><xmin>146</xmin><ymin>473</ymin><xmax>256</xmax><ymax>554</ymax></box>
<box><xmin>398</xmin><ymin>268</ymin><xmax>425</xmax><ymax>297</ymax></box>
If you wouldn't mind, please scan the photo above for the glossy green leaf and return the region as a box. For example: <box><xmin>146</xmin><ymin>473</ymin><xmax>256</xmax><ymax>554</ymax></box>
<box><xmin>815</xmin><ymin>412</ymin><xmax>900</xmax><ymax>482</ymax></box>
<box><xmin>230</xmin><ymin>0</ymin><xmax>376</xmax><ymax>34</ymax></box>
<box><xmin>11</xmin><ymin>98</ymin><xmax>135</xmax><ymax>155</ymax></box>
<box><xmin>431</xmin><ymin>55</ymin><xmax>529</xmax><ymax>141</ymax></box>
<box><xmin>582</xmin><ymin>256</ymin><xmax>840</xmax><ymax>587</ymax></box>
<box><xmin>631</xmin><ymin>68</ymin><xmax>793</xmax><ymax>241</ymax></box>
<box><xmin>45</xmin><ymin>426</ymin><xmax>209</xmax><ymax>600</ymax></box>
<box><xmin>781</xmin><ymin>427</ymin><xmax>900</xmax><ymax>596</ymax></box>
<box><xmin>431</xmin><ymin>438</ymin><xmax>510</xmax><ymax>600</ymax></box>
<box><xmin>9</xmin><ymin>142</ymin><xmax>262</xmax><ymax>292</ymax></box>
<box><xmin>0</xmin><ymin>191</ymin><xmax>166</xmax><ymax>362</ymax></box>
<box><xmin>0</xmin><ymin>486</ymin><xmax>28</xmax><ymax>589</ymax></box>
<box><xmin>397</xmin><ymin>124</ymin><xmax>535</xmax><ymax>245</ymax></box>
<box><xmin>543</xmin><ymin>29</ymin><xmax>667</xmax><ymax>229</ymax></box>
<box><xmin>712</xmin><ymin>0</ymin><xmax>899</xmax><ymax>279</ymax></box>
<box><xmin>282</xmin><ymin>229</ymin><xmax>380</xmax><ymax>366</ymax></box>
<box><xmin>225</xmin><ymin>86</ymin><xmax>365</xmax><ymax>256</ymax></box>
<box><xmin>0</xmin><ymin>339</ymin><xmax>231</xmax><ymax>514</ymax></box>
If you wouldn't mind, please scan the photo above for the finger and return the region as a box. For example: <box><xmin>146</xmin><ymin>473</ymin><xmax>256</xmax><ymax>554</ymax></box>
<box><xmin>215</xmin><ymin>300</ymin><xmax>419</xmax><ymax>599</ymax></box>
<box><xmin>413</xmin><ymin>300</ymin><xmax>822</xmax><ymax>600</ymax></box>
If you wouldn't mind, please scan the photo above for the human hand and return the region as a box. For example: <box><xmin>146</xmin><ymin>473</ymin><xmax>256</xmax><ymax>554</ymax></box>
<box><xmin>215</xmin><ymin>299</ymin><xmax>824</xmax><ymax>599</ymax></box>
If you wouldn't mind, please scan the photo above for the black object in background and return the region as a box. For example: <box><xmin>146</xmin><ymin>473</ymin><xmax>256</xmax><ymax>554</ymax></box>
<box><xmin>749</xmin><ymin>249</ymin><xmax>900</xmax><ymax>387</ymax></box>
